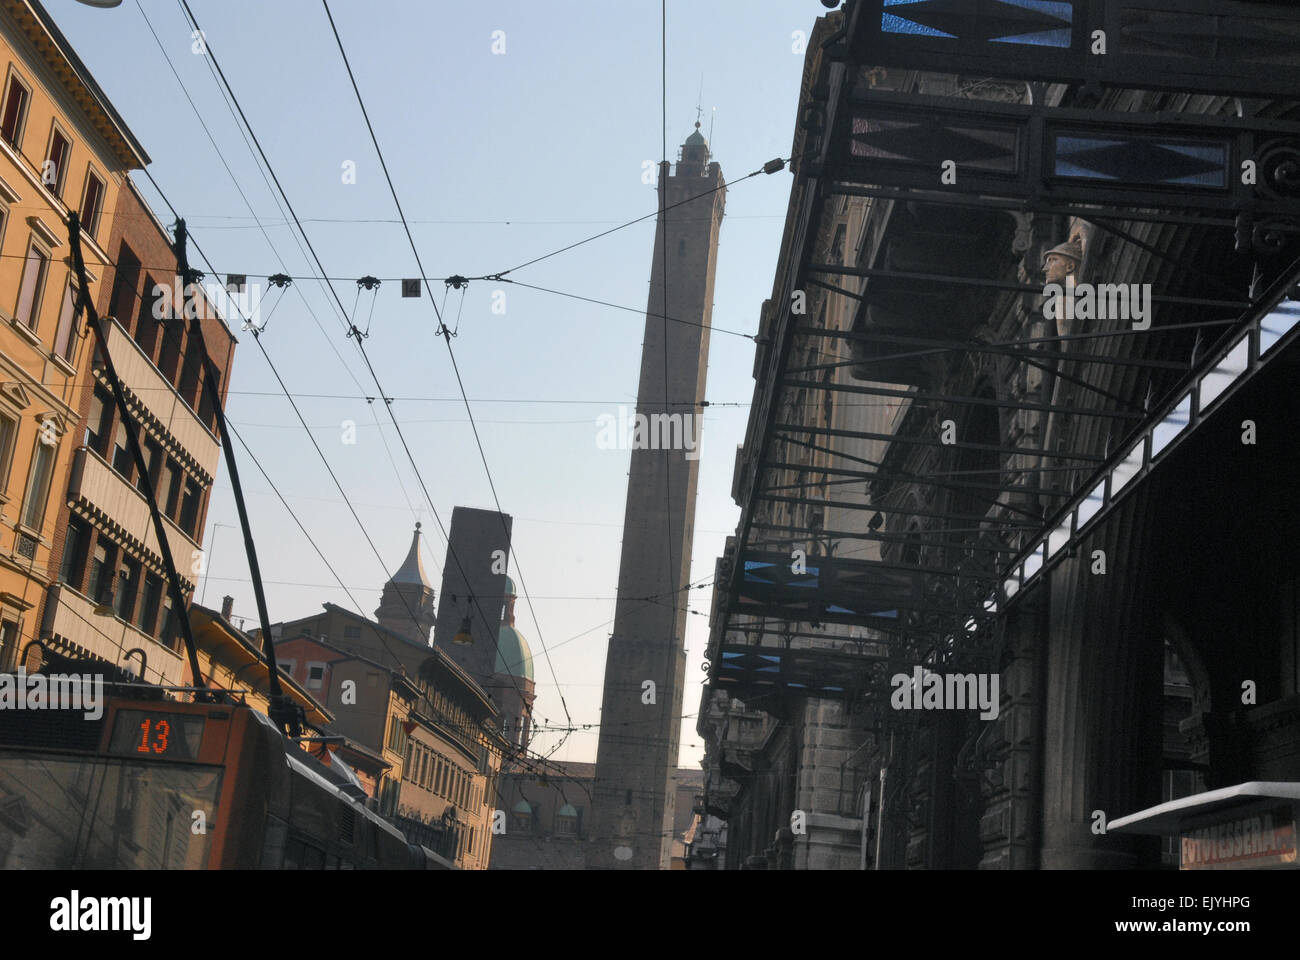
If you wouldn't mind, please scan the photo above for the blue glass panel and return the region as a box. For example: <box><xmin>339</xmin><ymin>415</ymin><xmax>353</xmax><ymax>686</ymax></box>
<box><xmin>882</xmin><ymin>12</ymin><xmax>956</xmax><ymax>38</ymax></box>
<box><xmin>1004</xmin><ymin>0</ymin><xmax>1073</xmax><ymax>17</ymax></box>
<box><xmin>990</xmin><ymin>28</ymin><xmax>1071</xmax><ymax>47</ymax></box>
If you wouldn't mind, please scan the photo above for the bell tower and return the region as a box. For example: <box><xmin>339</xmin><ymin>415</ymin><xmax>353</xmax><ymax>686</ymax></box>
<box><xmin>375</xmin><ymin>522</ymin><xmax>437</xmax><ymax>645</ymax></box>
<box><xmin>590</xmin><ymin>123</ymin><xmax>725</xmax><ymax>869</ymax></box>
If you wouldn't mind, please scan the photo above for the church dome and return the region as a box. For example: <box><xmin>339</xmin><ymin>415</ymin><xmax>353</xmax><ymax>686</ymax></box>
<box><xmin>503</xmin><ymin>575</ymin><xmax>516</xmax><ymax>598</ymax></box>
<box><xmin>496</xmin><ymin>625</ymin><xmax>534</xmax><ymax>682</ymax></box>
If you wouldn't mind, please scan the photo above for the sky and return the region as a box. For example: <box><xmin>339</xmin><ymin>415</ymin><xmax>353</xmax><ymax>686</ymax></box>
<box><xmin>49</xmin><ymin>0</ymin><xmax>815</xmax><ymax>768</ymax></box>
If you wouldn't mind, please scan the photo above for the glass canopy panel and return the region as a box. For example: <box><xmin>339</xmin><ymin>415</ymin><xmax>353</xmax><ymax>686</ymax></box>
<box><xmin>1003</xmin><ymin>564</ymin><xmax>1023</xmax><ymax>599</ymax></box>
<box><xmin>1109</xmin><ymin>440</ymin><xmax>1146</xmax><ymax>495</ymax></box>
<box><xmin>1023</xmin><ymin>543</ymin><xmax>1045</xmax><ymax>581</ymax></box>
<box><xmin>1198</xmin><ymin>336</ymin><xmax>1250</xmax><ymax>411</ymax></box>
<box><xmin>1150</xmin><ymin>392</ymin><xmax>1192</xmax><ymax>458</ymax></box>
<box><xmin>1051</xmin><ymin>134</ymin><xmax>1228</xmax><ymax>187</ymax></box>
<box><xmin>1076</xmin><ymin>478</ymin><xmax>1106</xmax><ymax>528</ymax></box>
<box><xmin>1047</xmin><ymin>514</ymin><xmax>1073</xmax><ymax>558</ymax></box>
<box><xmin>882</xmin><ymin>0</ymin><xmax>1073</xmax><ymax>47</ymax></box>
<box><xmin>1260</xmin><ymin>300</ymin><xmax>1300</xmax><ymax>356</ymax></box>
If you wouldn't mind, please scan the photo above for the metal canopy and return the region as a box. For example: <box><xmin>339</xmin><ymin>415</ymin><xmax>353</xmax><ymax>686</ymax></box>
<box><xmin>830</xmin><ymin>89</ymin><xmax>1300</xmax><ymax>215</ymax></box>
<box><xmin>851</xmin><ymin>0</ymin><xmax>1300</xmax><ymax>100</ymax></box>
<box><xmin>733</xmin><ymin>550</ymin><xmax>998</xmax><ymax>626</ymax></box>
<box><xmin>1109</xmin><ymin>781</ymin><xmax>1300</xmax><ymax>836</ymax></box>
<box><xmin>712</xmin><ymin>640</ymin><xmax>890</xmax><ymax>702</ymax></box>
<box><xmin>707</xmin><ymin>0</ymin><xmax>1300</xmax><ymax>703</ymax></box>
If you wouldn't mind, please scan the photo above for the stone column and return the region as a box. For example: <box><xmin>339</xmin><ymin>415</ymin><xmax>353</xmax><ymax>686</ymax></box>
<box><xmin>1040</xmin><ymin>488</ymin><xmax>1163</xmax><ymax>868</ymax></box>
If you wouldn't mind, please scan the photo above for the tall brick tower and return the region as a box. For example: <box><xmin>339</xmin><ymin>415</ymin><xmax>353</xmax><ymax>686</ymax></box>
<box><xmin>591</xmin><ymin>124</ymin><xmax>725</xmax><ymax>869</ymax></box>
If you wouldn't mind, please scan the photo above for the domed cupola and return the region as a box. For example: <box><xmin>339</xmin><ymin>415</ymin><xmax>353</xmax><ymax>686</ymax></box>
<box><xmin>495</xmin><ymin>576</ymin><xmax>533</xmax><ymax>681</ymax></box>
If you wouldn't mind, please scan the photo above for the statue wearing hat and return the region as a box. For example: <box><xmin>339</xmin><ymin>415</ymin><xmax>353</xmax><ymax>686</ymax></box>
<box><xmin>1042</xmin><ymin>238</ymin><xmax>1083</xmax><ymax>285</ymax></box>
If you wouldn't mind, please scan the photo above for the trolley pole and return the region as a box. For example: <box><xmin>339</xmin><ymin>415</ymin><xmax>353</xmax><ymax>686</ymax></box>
<box><xmin>173</xmin><ymin>219</ymin><xmax>301</xmax><ymax>738</ymax></box>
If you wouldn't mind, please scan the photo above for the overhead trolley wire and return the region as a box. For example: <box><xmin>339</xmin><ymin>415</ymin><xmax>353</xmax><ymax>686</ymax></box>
<box><xmin>319</xmin><ymin>0</ymin><xmax>574</xmax><ymax>726</ymax></box>
<box><xmin>175</xmin><ymin>0</ymin><xmax>544</xmax><ymax>746</ymax></box>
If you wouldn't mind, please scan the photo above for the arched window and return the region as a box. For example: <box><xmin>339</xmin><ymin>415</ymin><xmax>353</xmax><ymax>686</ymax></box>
<box><xmin>511</xmin><ymin>800</ymin><xmax>533</xmax><ymax>833</ymax></box>
<box><xmin>555</xmin><ymin>803</ymin><xmax>580</xmax><ymax>837</ymax></box>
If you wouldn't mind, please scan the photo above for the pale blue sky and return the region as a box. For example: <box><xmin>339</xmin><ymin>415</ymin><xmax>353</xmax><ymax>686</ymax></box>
<box><xmin>50</xmin><ymin>0</ymin><xmax>813</xmax><ymax>767</ymax></box>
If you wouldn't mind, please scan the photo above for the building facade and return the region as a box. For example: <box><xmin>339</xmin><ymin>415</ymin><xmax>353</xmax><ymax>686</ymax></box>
<box><xmin>489</xmin><ymin>763</ymin><xmax>702</xmax><ymax>870</ymax></box>
<box><xmin>39</xmin><ymin>172</ymin><xmax>235</xmax><ymax>688</ymax></box>
<box><xmin>263</xmin><ymin>528</ymin><xmax>508</xmax><ymax>869</ymax></box>
<box><xmin>0</xmin><ymin>0</ymin><xmax>151</xmax><ymax>674</ymax></box>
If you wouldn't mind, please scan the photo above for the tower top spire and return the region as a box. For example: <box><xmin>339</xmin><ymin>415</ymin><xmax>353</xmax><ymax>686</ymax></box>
<box><xmin>682</xmin><ymin>118</ymin><xmax>709</xmax><ymax>164</ymax></box>
<box><xmin>390</xmin><ymin>522</ymin><xmax>430</xmax><ymax>588</ymax></box>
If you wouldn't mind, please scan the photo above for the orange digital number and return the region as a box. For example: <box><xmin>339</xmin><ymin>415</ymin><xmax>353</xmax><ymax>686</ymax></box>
<box><xmin>152</xmin><ymin>719</ymin><xmax>170</xmax><ymax>754</ymax></box>
<box><xmin>136</xmin><ymin>718</ymin><xmax>172</xmax><ymax>754</ymax></box>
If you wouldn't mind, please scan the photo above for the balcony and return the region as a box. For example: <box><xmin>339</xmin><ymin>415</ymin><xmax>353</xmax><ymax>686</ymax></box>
<box><xmin>96</xmin><ymin>318</ymin><xmax>220</xmax><ymax>483</ymax></box>
<box><xmin>41</xmin><ymin>583</ymin><xmax>184</xmax><ymax>687</ymax></box>
<box><xmin>67</xmin><ymin>446</ymin><xmax>201</xmax><ymax>590</ymax></box>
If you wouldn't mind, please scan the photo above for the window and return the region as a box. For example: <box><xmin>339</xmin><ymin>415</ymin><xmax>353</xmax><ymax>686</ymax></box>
<box><xmin>20</xmin><ymin>433</ymin><xmax>55</xmax><ymax>531</ymax></box>
<box><xmin>160</xmin><ymin>594</ymin><xmax>180</xmax><ymax>651</ymax></box>
<box><xmin>387</xmin><ymin>714</ymin><xmax>408</xmax><ymax>756</ymax></box>
<box><xmin>158</xmin><ymin>323</ymin><xmax>180</xmax><ymax>382</ymax></box>
<box><xmin>134</xmin><ymin>276</ymin><xmax>160</xmax><ymax>360</ymax></box>
<box><xmin>109</xmin><ymin>245</ymin><xmax>140</xmax><ymax>325</ymax></box>
<box><xmin>0</xmin><ymin>413</ymin><xmax>15</xmax><ymax>492</ymax></box>
<box><xmin>115</xmin><ymin>557</ymin><xmax>140</xmax><ymax>621</ymax></box>
<box><xmin>1</xmin><ymin>73</ymin><xmax>29</xmax><ymax>148</ymax></box>
<box><xmin>53</xmin><ymin>280</ymin><xmax>79</xmax><ymax>363</ymax></box>
<box><xmin>138</xmin><ymin>572</ymin><xmax>162</xmax><ymax>635</ymax></box>
<box><xmin>112</xmin><ymin>421</ymin><xmax>133</xmax><ymax>478</ymax></box>
<box><xmin>556</xmin><ymin>804</ymin><xmax>579</xmax><ymax>836</ymax></box>
<box><xmin>87</xmin><ymin>538</ymin><xmax>118</xmax><ymax>606</ymax></box>
<box><xmin>179</xmin><ymin>478</ymin><xmax>200</xmax><ymax>536</ymax></box>
<box><xmin>44</xmin><ymin>126</ymin><xmax>71</xmax><ymax>198</ymax></box>
<box><xmin>59</xmin><ymin>518</ymin><xmax>89</xmax><ymax>590</ymax></box>
<box><xmin>0</xmin><ymin>620</ymin><xmax>14</xmax><ymax>673</ymax></box>
<box><xmin>278</xmin><ymin>659</ymin><xmax>295</xmax><ymax>679</ymax></box>
<box><xmin>161</xmin><ymin>458</ymin><xmax>182</xmax><ymax>517</ymax></box>
<box><xmin>80</xmin><ymin>171</ymin><xmax>105</xmax><ymax>239</ymax></box>
<box><xmin>198</xmin><ymin>366</ymin><xmax>219</xmax><ymax>432</ymax></box>
<box><xmin>306</xmin><ymin>663</ymin><xmax>325</xmax><ymax>690</ymax></box>
<box><xmin>179</xmin><ymin>337</ymin><xmax>203</xmax><ymax>408</ymax></box>
<box><xmin>15</xmin><ymin>240</ymin><xmax>49</xmax><ymax>329</ymax></box>
<box><xmin>138</xmin><ymin>438</ymin><xmax>162</xmax><ymax>496</ymax></box>
<box><xmin>344</xmin><ymin>625</ymin><xmax>361</xmax><ymax>643</ymax></box>
<box><xmin>86</xmin><ymin>386</ymin><xmax>113</xmax><ymax>455</ymax></box>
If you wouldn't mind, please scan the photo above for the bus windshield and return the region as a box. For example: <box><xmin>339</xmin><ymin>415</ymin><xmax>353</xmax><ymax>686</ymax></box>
<box><xmin>0</xmin><ymin>752</ymin><xmax>222</xmax><ymax>869</ymax></box>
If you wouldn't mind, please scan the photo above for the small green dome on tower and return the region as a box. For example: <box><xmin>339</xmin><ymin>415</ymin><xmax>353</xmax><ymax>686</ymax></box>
<box><xmin>496</xmin><ymin>625</ymin><xmax>534</xmax><ymax>682</ymax></box>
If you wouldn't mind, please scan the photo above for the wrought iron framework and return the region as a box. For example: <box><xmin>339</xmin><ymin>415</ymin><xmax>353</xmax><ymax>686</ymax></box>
<box><xmin>705</xmin><ymin>0</ymin><xmax>1300</xmax><ymax>704</ymax></box>
<box><xmin>851</xmin><ymin>0</ymin><xmax>1300</xmax><ymax>100</ymax></box>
